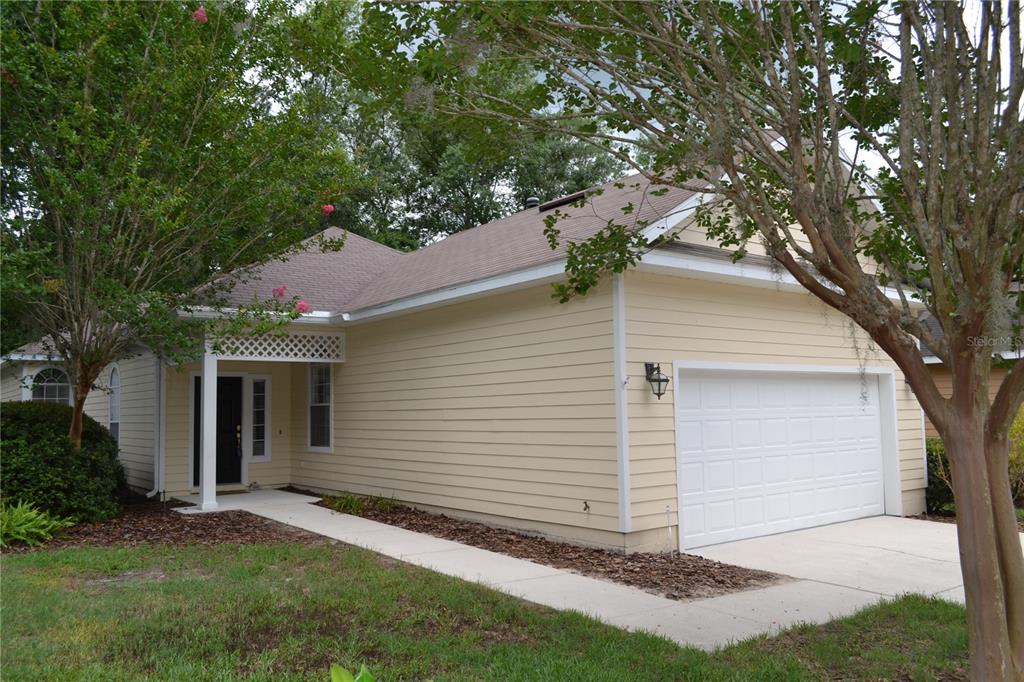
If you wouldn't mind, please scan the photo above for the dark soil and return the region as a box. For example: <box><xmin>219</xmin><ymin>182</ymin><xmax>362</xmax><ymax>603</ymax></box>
<box><xmin>2</xmin><ymin>501</ymin><xmax>327</xmax><ymax>555</ymax></box>
<box><xmin>912</xmin><ymin>512</ymin><xmax>1024</xmax><ymax>532</ymax></box>
<box><xmin>314</xmin><ymin>495</ymin><xmax>783</xmax><ymax>601</ymax></box>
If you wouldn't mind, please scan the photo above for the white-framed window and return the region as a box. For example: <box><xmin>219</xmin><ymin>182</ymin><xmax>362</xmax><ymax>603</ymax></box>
<box><xmin>108</xmin><ymin>366</ymin><xmax>121</xmax><ymax>442</ymax></box>
<box><xmin>31</xmin><ymin>367</ymin><xmax>71</xmax><ymax>404</ymax></box>
<box><xmin>251</xmin><ymin>377</ymin><xmax>270</xmax><ymax>459</ymax></box>
<box><xmin>308</xmin><ymin>363</ymin><xmax>331</xmax><ymax>451</ymax></box>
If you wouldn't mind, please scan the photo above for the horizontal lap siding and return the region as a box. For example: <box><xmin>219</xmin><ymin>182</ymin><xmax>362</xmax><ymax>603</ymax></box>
<box><xmin>624</xmin><ymin>271</ymin><xmax>926</xmax><ymax>534</ymax></box>
<box><xmin>114</xmin><ymin>354</ymin><xmax>157</xmax><ymax>491</ymax></box>
<box><xmin>291</xmin><ymin>283</ymin><xmax>619</xmax><ymax>532</ymax></box>
<box><xmin>1</xmin><ymin>366</ymin><xmax>24</xmax><ymax>401</ymax></box>
<box><xmin>923</xmin><ymin>365</ymin><xmax>1011</xmax><ymax>438</ymax></box>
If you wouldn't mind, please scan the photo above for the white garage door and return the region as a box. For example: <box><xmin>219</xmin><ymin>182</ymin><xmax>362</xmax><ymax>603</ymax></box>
<box><xmin>677</xmin><ymin>369</ymin><xmax>885</xmax><ymax>549</ymax></box>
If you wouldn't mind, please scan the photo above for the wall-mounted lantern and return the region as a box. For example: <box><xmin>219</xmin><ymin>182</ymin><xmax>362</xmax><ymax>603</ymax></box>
<box><xmin>644</xmin><ymin>362</ymin><xmax>670</xmax><ymax>400</ymax></box>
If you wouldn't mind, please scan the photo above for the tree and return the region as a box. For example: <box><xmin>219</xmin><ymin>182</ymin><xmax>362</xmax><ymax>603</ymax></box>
<box><xmin>1</xmin><ymin>0</ymin><xmax>354</xmax><ymax>447</ymax></box>
<box><xmin>321</xmin><ymin>69</ymin><xmax>628</xmax><ymax>249</ymax></box>
<box><xmin>360</xmin><ymin>2</ymin><xmax>1024</xmax><ymax>677</ymax></box>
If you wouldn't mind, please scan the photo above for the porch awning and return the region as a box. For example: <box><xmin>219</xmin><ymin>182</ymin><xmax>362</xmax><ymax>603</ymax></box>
<box><xmin>213</xmin><ymin>330</ymin><xmax>345</xmax><ymax>363</ymax></box>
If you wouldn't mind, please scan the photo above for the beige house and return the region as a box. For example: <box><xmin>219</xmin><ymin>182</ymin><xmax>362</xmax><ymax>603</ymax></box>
<box><xmin>1</xmin><ymin>177</ymin><xmax>928</xmax><ymax>552</ymax></box>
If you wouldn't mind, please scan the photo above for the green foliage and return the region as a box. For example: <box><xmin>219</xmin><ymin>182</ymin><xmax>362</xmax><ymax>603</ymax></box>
<box><xmin>323</xmin><ymin>493</ymin><xmax>366</xmax><ymax>516</ymax></box>
<box><xmin>0</xmin><ymin>501</ymin><xmax>72</xmax><ymax>548</ymax></box>
<box><xmin>330</xmin><ymin>663</ymin><xmax>375</xmax><ymax>682</ymax></box>
<box><xmin>322</xmin><ymin>493</ymin><xmax>399</xmax><ymax>516</ymax></box>
<box><xmin>1009</xmin><ymin>408</ymin><xmax>1024</xmax><ymax>506</ymax></box>
<box><xmin>0</xmin><ymin>0</ymin><xmax>358</xmax><ymax>387</ymax></box>
<box><xmin>925</xmin><ymin>437</ymin><xmax>954</xmax><ymax>515</ymax></box>
<box><xmin>0</xmin><ymin>401</ymin><xmax>125</xmax><ymax>522</ymax></box>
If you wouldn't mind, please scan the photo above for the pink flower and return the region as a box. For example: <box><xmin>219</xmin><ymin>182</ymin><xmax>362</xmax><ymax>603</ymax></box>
<box><xmin>321</xmin><ymin>204</ymin><xmax>335</xmax><ymax>216</ymax></box>
<box><xmin>192</xmin><ymin>6</ymin><xmax>208</xmax><ymax>23</ymax></box>
<box><xmin>295</xmin><ymin>300</ymin><xmax>312</xmax><ymax>314</ymax></box>
<box><xmin>272</xmin><ymin>285</ymin><xmax>287</xmax><ymax>299</ymax></box>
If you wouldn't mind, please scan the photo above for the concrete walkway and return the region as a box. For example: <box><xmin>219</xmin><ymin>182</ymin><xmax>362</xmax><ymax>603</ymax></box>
<box><xmin>176</xmin><ymin>490</ymin><xmax>963</xmax><ymax>650</ymax></box>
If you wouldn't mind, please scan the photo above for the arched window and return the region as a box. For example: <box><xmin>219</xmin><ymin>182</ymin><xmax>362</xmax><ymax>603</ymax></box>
<box><xmin>31</xmin><ymin>368</ymin><xmax>71</xmax><ymax>404</ymax></box>
<box><xmin>108</xmin><ymin>367</ymin><xmax>121</xmax><ymax>442</ymax></box>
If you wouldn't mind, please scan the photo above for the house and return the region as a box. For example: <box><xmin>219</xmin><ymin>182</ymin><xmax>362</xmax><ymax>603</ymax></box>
<box><xmin>0</xmin><ymin>175</ymin><xmax>928</xmax><ymax>552</ymax></box>
<box><xmin>919</xmin><ymin>315</ymin><xmax>1022</xmax><ymax>438</ymax></box>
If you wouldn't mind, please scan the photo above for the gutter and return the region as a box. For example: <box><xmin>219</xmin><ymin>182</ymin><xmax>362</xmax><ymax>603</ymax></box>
<box><xmin>145</xmin><ymin>356</ymin><xmax>164</xmax><ymax>499</ymax></box>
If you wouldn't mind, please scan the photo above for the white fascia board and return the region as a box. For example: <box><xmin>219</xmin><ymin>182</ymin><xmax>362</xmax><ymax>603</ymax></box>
<box><xmin>997</xmin><ymin>350</ymin><xmax>1023</xmax><ymax>361</ymax></box>
<box><xmin>638</xmin><ymin>249</ymin><xmax>917</xmax><ymax>306</ymax></box>
<box><xmin>180</xmin><ymin>306</ymin><xmax>338</xmax><ymax>325</ymax></box>
<box><xmin>342</xmin><ymin>260</ymin><xmax>568</xmax><ymax>322</ymax></box>
<box><xmin>1</xmin><ymin>353</ymin><xmax>60</xmax><ymax>363</ymax></box>
<box><xmin>640</xmin><ymin>192</ymin><xmax>706</xmax><ymax>244</ymax></box>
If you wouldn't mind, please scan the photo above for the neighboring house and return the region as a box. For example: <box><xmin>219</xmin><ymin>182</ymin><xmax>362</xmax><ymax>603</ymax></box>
<box><xmin>1</xmin><ymin>175</ymin><xmax>928</xmax><ymax>552</ymax></box>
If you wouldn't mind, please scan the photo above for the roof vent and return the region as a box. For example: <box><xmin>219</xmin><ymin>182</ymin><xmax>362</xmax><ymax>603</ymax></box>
<box><xmin>538</xmin><ymin>191</ymin><xmax>586</xmax><ymax>212</ymax></box>
<box><xmin>525</xmin><ymin>196</ymin><xmax>540</xmax><ymax>209</ymax></box>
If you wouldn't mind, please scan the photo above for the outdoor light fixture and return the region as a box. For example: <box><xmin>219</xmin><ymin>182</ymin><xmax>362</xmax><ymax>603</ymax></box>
<box><xmin>644</xmin><ymin>362</ymin><xmax>670</xmax><ymax>399</ymax></box>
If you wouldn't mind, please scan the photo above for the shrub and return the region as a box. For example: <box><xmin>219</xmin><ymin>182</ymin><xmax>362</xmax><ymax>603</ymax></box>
<box><xmin>0</xmin><ymin>401</ymin><xmax>125</xmax><ymax>522</ymax></box>
<box><xmin>0</xmin><ymin>501</ymin><xmax>73</xmax><ymax>547</ymax></box>
<box><xmin>323</xmin><ymin>493</ymin><xmax>365</xmax><ymax>515</ymax></box>
<box><xmin>925</xmin><ymin>437</ymin><xmax>954</xmax><ymax>515</ymax></box>
<box><xmin>1010</xmin><ymin>407</ymin><xmax>1024</xmax><ymax>506</ymax></box>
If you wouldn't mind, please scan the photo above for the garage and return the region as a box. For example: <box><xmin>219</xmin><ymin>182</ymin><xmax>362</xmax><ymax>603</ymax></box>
<box><xmin>676</xmin><ymin>368</ymin><xmax>887</xmax><ymax>549</ymax></box>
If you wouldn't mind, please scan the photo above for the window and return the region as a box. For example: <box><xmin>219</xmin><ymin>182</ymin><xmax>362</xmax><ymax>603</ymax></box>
<box><xmin>31</xmin><ymin>368</ymin><xmax>71</xmax><ymax>404</ymax></box>
<box><xmin>252</xmin><ymin>378</ymin><xmax>268</xmax><ymax>458</ymax></box>
<box><xmin>108</xmin><ymin>367</ymin><xmax>121</xmax><ymax>443</ymax></box>
<box><xmin>308</xmin><ymin>363</ymin><xmax>331</xmax><ymax>450</ymax></box>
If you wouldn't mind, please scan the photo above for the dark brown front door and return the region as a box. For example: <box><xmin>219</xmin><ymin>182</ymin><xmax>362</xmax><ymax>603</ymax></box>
<box><xmin>192</xmin><ymin>376</ymin><xmax>243</xmax><ymax>486</ymax></box>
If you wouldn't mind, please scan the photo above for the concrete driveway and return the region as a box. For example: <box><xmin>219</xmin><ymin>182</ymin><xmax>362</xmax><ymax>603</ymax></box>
<box><xmin>692</xmin><ymin>515</ymin><xmax>1024</xmax><ymax>604</ymax></box>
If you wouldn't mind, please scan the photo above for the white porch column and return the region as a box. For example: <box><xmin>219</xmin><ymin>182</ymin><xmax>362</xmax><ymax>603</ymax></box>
<box><xmin>200</xmin><ymin>343</ymin><xmax>219</xmax><ymax>511</ymax></box>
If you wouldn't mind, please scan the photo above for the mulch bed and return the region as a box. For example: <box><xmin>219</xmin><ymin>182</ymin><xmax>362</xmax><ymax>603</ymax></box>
<box><xmin>912</xmin><ymin>512</ymin><xmax>1024</xmax><ymax>533</ymax></box>
<box><xmin>2</xmin><ymin>501</ymin><xmax>326</xmax><ymax>555</ymax></box>
<box><xmin>313</xmin><ymin>496</ymin><xmax>783</xmax><ymax>601</ymax></box>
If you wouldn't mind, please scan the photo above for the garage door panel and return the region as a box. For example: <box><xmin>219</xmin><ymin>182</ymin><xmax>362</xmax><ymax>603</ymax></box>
<box><xmin>678</xmin><ymin>370</ymin><xmax>885</xmax><ymax>549</ymax></box>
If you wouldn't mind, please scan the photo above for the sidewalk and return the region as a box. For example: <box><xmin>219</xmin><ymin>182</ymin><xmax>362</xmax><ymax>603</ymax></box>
<box><xmin>176</xmin><ymin>489</ymin><xmax>882</xmax><ymax>650</ymax></box>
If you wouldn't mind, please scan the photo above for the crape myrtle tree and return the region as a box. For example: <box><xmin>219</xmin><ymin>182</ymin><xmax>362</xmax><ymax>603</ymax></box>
<box><xmin>1</xmin><ymin>0</ymin><xmax>355</xmax><ymax>447</ymax></box>
<box><xmin>358</xmin><ymin>1</ymin><xmax>1024</xmax><ymax>678</ymax></box>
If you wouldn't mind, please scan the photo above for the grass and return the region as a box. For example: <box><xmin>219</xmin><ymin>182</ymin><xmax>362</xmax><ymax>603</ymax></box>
<box><xmin>1</xmin><ymin>542</ymin><xmax>968</xmax><ymax>681</ymax></box>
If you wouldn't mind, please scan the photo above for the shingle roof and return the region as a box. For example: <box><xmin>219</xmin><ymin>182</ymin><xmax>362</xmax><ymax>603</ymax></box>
<box><xmin>221</xmin><ymin>228</ymin><xmax>404</xmax><ymax>312</ymax></box>
<box><xmin>223</xmin><ymin>174</ymin><xmax>695</xmax><ymax>314</ymax></box>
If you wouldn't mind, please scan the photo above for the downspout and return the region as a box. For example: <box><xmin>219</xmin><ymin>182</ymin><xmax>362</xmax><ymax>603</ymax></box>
<box><xmin>145</xmin><ymin>356</ymin><xmax>164</xmax><ymax>498</ymax></box>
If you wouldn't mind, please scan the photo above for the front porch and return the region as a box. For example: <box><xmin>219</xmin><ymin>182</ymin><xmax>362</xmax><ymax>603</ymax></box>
<box><xmin>162</xmin><ymin>330</ymin><xmax>345</xmax><ymax>510</ymax></box>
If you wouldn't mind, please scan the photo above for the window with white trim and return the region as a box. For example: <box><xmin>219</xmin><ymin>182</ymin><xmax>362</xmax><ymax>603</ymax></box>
<box><xmin>308</xmin><ymin>363</ymin><xmax>331</xmax><ymax>450</ymax></box>
<box><xmin>252</xmin><ymin>378</ymin><xmax>268</xmax><ymax>458</ymax></box>
<box><xmin>108</xmin><ymin>367</ymin><xmax>121</xmax><ymax>442</ymax></box>
<box><xmin>31</xmin><ymin>368</ymin><xmax>71</xmax><ymax>404</ymax></box>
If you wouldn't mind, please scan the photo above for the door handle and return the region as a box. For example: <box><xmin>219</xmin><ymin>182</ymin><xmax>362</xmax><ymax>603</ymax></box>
<box><xmin>236</xmin><ymin>424</ymin><xmax>242</xmax><ymax>456</ymax></box>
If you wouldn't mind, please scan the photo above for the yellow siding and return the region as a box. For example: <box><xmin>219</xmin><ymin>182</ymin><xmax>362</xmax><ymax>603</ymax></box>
<box><xmin>923</xmin><ymin>365</ymin><xmax>1013</xmax><ymax>438</ymax></box>
<box><xmin>114</xmin><ymin>354</ymin><xmax>157</xmax><ymax>491</ymax></box>
<box><xmin>1</xmin><ymin>365</ymin><xmax>25</xmax><ymax>402</ymax></box>
<box><xmin>623</xmin><ymin>270</ymin><xmax>926</xmax><ymax>538</ymax></box>
<box><xmin>163</xmin><ymin>360</ymin><xmax>294</xmax><ymax>496</ymax></box>
<box><xmin>290</xmin><ymin>282</ymin><xmax>620</xmax><ymax>533</ymax></box>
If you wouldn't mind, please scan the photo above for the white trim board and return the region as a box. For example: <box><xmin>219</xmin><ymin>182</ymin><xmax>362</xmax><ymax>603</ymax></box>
<box><xmin>611</xmin><ymin>274</ymin><xmax>632</xmax><ymax>533</ymax></box>
<box><xmin>671</xmin><ymin>360</ymin><xmax>904</xmax><ymax>550</ymax></box>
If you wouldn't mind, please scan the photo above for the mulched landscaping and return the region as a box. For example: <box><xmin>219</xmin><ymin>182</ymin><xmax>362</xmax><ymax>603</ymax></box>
<box><xmin>314</xmin><ymin>494</ymin><xmax>784</xmax><ymax>601</ymax></box>
<box><xmin>912</xmin><ymin>512</ymin><xmax>1024</xmax><ymax>532</ymax></box>
<box><xmin>1</xmin><ymin>501</ymin><xmax>327</xmax><ymax>554</ymax></box>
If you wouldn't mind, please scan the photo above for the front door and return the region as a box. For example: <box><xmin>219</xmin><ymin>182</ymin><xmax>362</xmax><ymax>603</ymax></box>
<box><xmin>193</xmin><ymin>376</ymin><xmax>244</xmax><ymax>486</ymax></box>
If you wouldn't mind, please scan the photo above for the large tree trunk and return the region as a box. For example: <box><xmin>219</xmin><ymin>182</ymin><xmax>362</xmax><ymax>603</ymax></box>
<box><xmin>944</xmin><ymin>418</ymin><xmax>1024</xmax><ymax>680</ymax></box>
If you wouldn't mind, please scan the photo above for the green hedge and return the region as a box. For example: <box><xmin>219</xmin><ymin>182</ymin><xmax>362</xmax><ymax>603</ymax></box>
<box><xmin>0</xmin><ymin>401</ymin><xmax>125</xmax><ymax>522</ymax></box>
<box><xmin>925</xmin><ymin>437</ymin><xmax>953</xmax><ymax>514</ymax></box>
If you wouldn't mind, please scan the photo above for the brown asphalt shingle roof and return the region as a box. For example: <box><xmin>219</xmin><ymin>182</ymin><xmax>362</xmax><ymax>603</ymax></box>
<box><xmin>224</xmin><ymin>174</ymin><xmax>695</xmax><ymax>315</ymax></box>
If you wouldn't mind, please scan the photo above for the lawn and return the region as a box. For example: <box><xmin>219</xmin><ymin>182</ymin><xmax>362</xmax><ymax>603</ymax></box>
<box><xmin>2</xmin><ymin>542</ymin><xmax>968</xmax><ymax>681</ymax></box>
